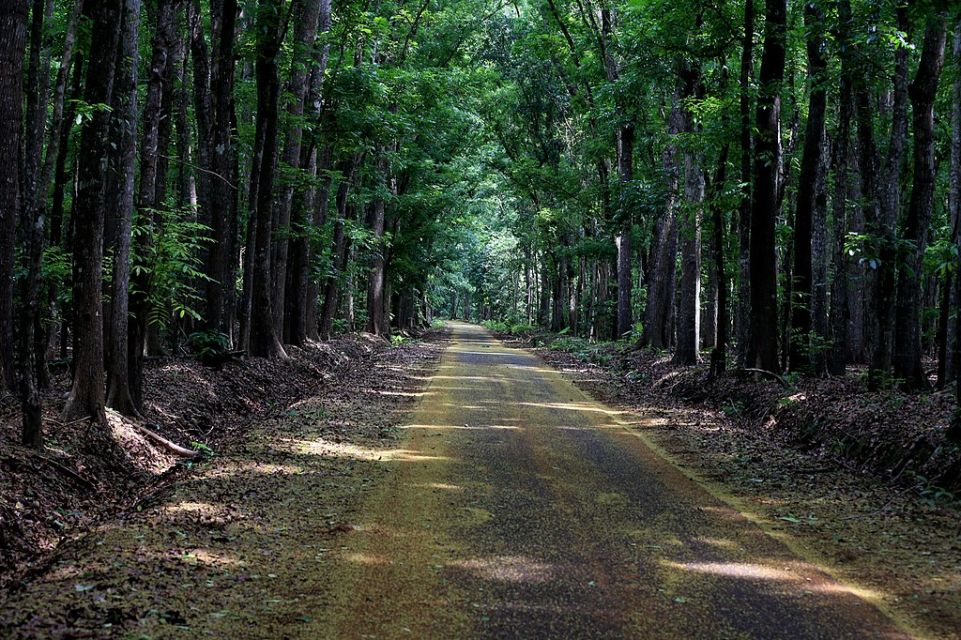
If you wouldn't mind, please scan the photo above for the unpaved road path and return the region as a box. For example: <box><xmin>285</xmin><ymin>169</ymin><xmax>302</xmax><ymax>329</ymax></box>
<box><xmin>317</xmin><ymin>322</ymin><xmax>908</xmax><ymax>639</ymax></box>
<box><xmin>1</xmin><ymin>323</ymin><xmax>913</xmax><ymax>639</ymax></box>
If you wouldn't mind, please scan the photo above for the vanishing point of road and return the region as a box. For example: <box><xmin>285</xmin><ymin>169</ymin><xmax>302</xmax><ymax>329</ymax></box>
<box><xmin>318</xmin><ymin>322</ymin><xmax>908</xmax><ymax>639</ymax></box>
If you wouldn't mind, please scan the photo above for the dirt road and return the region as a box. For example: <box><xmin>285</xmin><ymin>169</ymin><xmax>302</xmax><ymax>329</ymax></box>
<box><xmin>316</xmin><ymin>322</ymin><xmax>909</xmax><ymax>639</ymax></box>
<box><xmin>1</xmin><ymin>323</ymin><xmax>913</xmax><ymax>638</ymax></box>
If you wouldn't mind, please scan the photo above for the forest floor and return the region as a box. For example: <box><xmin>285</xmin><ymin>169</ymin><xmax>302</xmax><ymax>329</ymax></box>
<box><xmin>1</xmin><ymin>322</ymin><xmax>957</xmax><ymax>638</ymax></box>
<box><xmin>0</xmin><ymin>321</ymin><xmax>937</xmax><ymax>639</ymax></box>
<box><xmin>0</xmin><ymin>329</ymin><xmax>444</xmax><ymax>591</ymax></box>
<box><xmin>491</xmin><ymin>329</ymin><xmax>961</xmax><ymax>639</ymax></box>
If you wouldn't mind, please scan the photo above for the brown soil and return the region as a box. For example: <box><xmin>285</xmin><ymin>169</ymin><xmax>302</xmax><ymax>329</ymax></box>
<box><xmin>0</xmin><ymin>331</ymin><xmax>439</xmax><ymax>591</ymax></box>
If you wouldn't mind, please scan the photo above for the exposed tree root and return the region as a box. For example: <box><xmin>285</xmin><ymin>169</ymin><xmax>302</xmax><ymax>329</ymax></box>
<box><xmin>132</xmin><ymin>423</ymin><xmax>198</xmax><ymax>458</ymax></box>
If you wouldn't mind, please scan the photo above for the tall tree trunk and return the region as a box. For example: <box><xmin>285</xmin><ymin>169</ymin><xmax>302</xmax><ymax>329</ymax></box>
<box><xmin>614</xmin><ymin>123</ymin><xmax>634</xmax><ymax>338</ymax></box>
<box><xmin>2</xmin><ymin>0</ymin><xmax>30</xmax><ymax>433</ymax></box>
<box><xmin>675</xmin><ymin>146</ymin><xmax>703</xmax><ymax>365</ymax></box>
<box><xmin>129</xmin><ymin>0</ymin><xmax>179</xmax><ymax>410</ymax></box>
<box><xmin>273</xmin><ymin>0</ymin><xmax>322</xmax><ymax>339</ymax></box>
<box><xmin>18</xmin><ymin>0</ymin><xmax>51</xmax><ymax>445</ymax></box>
<box><xmin>201</xmin><ymin>0</ymin><xmax>239</xmax><ymax>337</ymax></box>
<box><xmin>747</xmin><ymin>0</ymin><xmax>786</xmax><ymax>373</ymax></box>
<box><xmin>62</xmin><ymin>0</ymin><xmax>122</xmax><ymax>422</ymax></box>
<box><xmin>366</xmin><ymin>156</ymin><xmax>390</xmax><ymax>337</ymax></box>
<box><xmin>105</xmin><ymin>0</ymin><xmax>141</xmax><ymax>416</ymax></box>
<box><xmin>0</xmin><ymin>1</ymin><xmax>28</xmax><ymax>392</ymax></box>
<box><xmin>946</xmin><ymin>25</ymin><xmax>961</xmax><ymax>386</ymax></box>
<box><xmin>734</xmin><ymin>0</ymin><xmax>754</xmax><ymax>368</ymax></box>
<box><xmin>788</xmin><ymin>2</ymin><xmax>827</xmax><ymax>372</ymax></box>
<box><xmin>955</xmin><ymin>26</ymin><xmax>961</xmax><ymax>434</ymax></box>
<box><xmin>893</xmin><ymin>16</ymin><xmax>947</xmax><ymax>389</ymax></box>
<box><xmin>305</xmin><ymin>147</ymin><xmax>333</xmax><ymax>341</ymax></box>
<box><xmin>319</xmin><ymin>160</ymin><xmax>358</xmax><ymax>340</ymax></box>
<box><xmin>642</xmin><ymin>97</ymin><xmax>683</xmax><ymax>349</ymax></box>
<box><xmin>675</xmin><ymin>63</ymin><xmax>703</xmax><ymax>365</ymax></box>
<box><xmin>249</xmin><ymin>0</ymin><xmax>287</xmax><ymax>359</ymax></box>
<box><xmin>708</xmin><ymin>143</ymin><xmax>730</xmax><ymax>379</ymax></box>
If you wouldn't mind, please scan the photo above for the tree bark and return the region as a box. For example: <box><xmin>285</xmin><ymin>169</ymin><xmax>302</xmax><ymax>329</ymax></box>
<box><xmin>319</xmin><ymin>159</ymin><xmax>358</xmax><ymax>340</ymax></box>
<box><xmin>129</xmin><ymin>0</ymin><xmax>180</xmax><ymax>410</ymax></box>
<box><xmin>18</xmin><ymin>0</ymin><xmax>52</xmax><ymax>444</ymax></box>
<box><xmin>0</xmin><ymin>1</ymin><xmax>28</xmax><ymax>393</ymax></box>
<box><xmin>249</xmin><ymin>0</ymin><xmax>288</xmax><ymax>359</ymax></box>
<box><xmin>105</xmin><ymin>0</ymin><xmax>142</xmax><ymax>416</ymax></box>
<box><xmin>642</xmin><ymin>97</ymin><xmax>683</xmax><ymax>349</ymax></box>
<box><xmin>272</xmin><ymin>0</ymin><xmax>322</xmax><ymax>339</ymax></box>
<box><xmin>893</xmin><ymin>15</ymin><xmax>947</xmax><ymax>389</ymax></box>
<box><xmin>788</xmin><ymin>2</ymin><xmax>827</xmax><ymax>373</ymax></box>
<box><xmin>366</xmin><ymin>158</ymin><xmax>390</xmax><ymax>338</ymax></box>
<box><xmin>62</xmin><ymin>0</ymin><xmax>122</xmax><ymax>422</ymax></box>
<box><xmin>734</xmin><ymin>0</ymin><xmax>754</xmax><ymax>368</ymax></box>
<box><xmin>747</xmin><ymin>0</ymin><xmax>786</xmax><ymax>373</ymax></box>
<box><xmin>198</xmin><ymin>0</ymin><xmax>239</xmax><ymax>337</ymax></box>
<box><xmin>1</xmin><ymin>0</ymin><xmax>30</xmax><ymax>435</ymax></box>
<box><xmin>708</xmin><ymin>144</ymin><xmax>730</xmax><ymax>378</ymax></box>
<box><xmin>946</xmin><ymin>25</ymin><xmax>961</xmax><ymax>386</ymax></box>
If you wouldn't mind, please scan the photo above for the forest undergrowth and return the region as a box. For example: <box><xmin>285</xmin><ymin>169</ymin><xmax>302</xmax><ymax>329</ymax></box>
<box><xmin>491</xmin><ymin>324</ymin><xmax>961</xmax><ymax>639</ymax></box>
<box><xmin>0</xmin><ymin>329</ymin><xmax>444</xmax><ymax>592</ymax></box>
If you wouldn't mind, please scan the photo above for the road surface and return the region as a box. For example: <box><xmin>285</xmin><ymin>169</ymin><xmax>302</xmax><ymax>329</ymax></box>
<box><xmin>317</xmin><ymin>322</ymin><xmax>908</xmax><ymax>639</ymax></box>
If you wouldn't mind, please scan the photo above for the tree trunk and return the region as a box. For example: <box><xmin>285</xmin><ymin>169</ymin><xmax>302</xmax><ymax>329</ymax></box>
<box><xmin>708</xmin><ymin>144</ymin><xmax>730</xmax><ymax>378</ymax></box>
<box><xmin>615</xmin><ymin>123</ymin><xmax>634</xmax><ymax>338</ymax></box>
<box><xmin>129</xmin><ymin>0</ymin><xmax>179</xmax><ymax>410</ymax></box>
<box><xmin>0</xmin><ymin>0</ymin><xmax>28</xmax><ymax>392</ymax></box>
<box><xmin>747</xmin><ymin>0</ymin><xmax>786</xmax><ymax>374</ymax></box>
<box><xmin>18</xmin><ymin>0</ymin><xmax>51</xmax><ymax>444</ymax></box>
<box><xmin>642</xmin><ymin>97</ymin><xmax>683</xmax><ymax>349</ymax></box>
<box><xmin>734</xmin><ymin>0</ymin><xmax>754</xmax><ymax>368</ymax></box>
<box><xmin>366</xmin><ymin>156</ymin><xmax>390</xmax><ymax>337</ymax></box>
<box><xmin>893</xmin><ymin>16</ymin><xmax>947</xmax><ymax>389</ymax></box>
<box><xmin>319</xmin><ymin>160</ymin><xmax>358</xmax><ymax>340</ymax></box>
<box><xmin>675</xmin><ymin>62</ymin><xmax>703</xmax><ymax>365</ymax></box>
<box><xmin>272</xmin><ymin>0</ymin><xmax>322</xmax><ymax>338</ymax></box>
<box><xmin>946</xmin><ymin>25</ymin><xmax>961</xmax><ymax>385</ymax></box>
<box><xmin>305</xmin><ymin>147</ymin><xmax>333</xmax><ymax>341</ymax></box>
<box><xmin>62</xmin><ymin>0</ymin><xmax>122</xmax><ymax>422</ymax></box>
<box><xmin>248</xmin><ymin>0</ymin><xmax>287</xmax><ymax>359</ymax></box>
<box><xmin>2</xmin><ymin>0</ymin><xmax>31</xmax><ymax>435</ymax></box>
<box><xmin>788</xmin><ymin>2</ymin><xmax>827</xmax><ymax>373</ymax></box>
<box><xmin>201</xmin><ymin>0</ymin><xmax>239</xmax><ymax>337</ymax></box>
<box><xmin>105</xmin><ymin>0</ymin><xmax>142</xmax><ymax>416</ymax></box>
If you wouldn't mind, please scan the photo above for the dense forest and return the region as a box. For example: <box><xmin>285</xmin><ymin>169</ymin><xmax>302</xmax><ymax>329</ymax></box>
<box><xmin>1</xmin><ymin>0</ymin><xmax>960</xmax><ymax>448</ymax></box>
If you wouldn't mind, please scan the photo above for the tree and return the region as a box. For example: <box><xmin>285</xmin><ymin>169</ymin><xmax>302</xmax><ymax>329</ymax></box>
<box><xmin>747</xmin><ymin>0</ymin><xmax>786</xmax><ymax>373</ymax></box>
<box><xmin>62</xmin><ymin>0</ymin><xmax>123</xmax><ymax>422</ymax></box>
<box><xmin>1</xmin><ymin>0</ymin><xmax>30</xmax><ymax>436</ymax></box>
<box><xmin>105</xmin><ymin>0</ymin><xmax>142</xmax><ymax>416</ymax></box>
<box><xmin>0</xmin><ymin>1</ymin><xmax>27</xmax><ymax>394</ymax></box>
<box><xmin>248</xmin><ymin>0</ymin><xmax>288</xmax><ymax>359</ymax></box>
<box><xmin>893</xmin><ymin>14</ymin><xmax>947</xmax><ymax>389</ymax></box>
<box><xmin>788</xmin><ymin>2</ymin><xmax>827</xmax><ymax>372</ymax></box>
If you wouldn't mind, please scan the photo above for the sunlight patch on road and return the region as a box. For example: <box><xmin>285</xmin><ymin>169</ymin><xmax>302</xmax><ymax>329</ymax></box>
<box><xmin>344</xmin><ymin>552</ymin><xmax>391</xmax><ymax>566</ymax></box>
<box><xmin>665</xmin><ymin>560</ymin><xmax>796</xmax><ymax>581</ymax></box>
<box><xmin>431</xmin><ymin>374</ymin><xmax>509</xmax><ymax>382</ymax></box>
<box><xmin>399</xmin><ymin>423</ymin><xmax>521</xmax><ymax>431</ymax></box>
<box><xmin>372</xmin><ymin>390</ymin><xmax>430</xmax><ymax>398</ymax></box>
<box><xmin>448</xmin><ymin>555</ymin><xmax>555</xmax><ymax>584</ymax></box>
<box><xmin>180</xmin><ymin>548</ymin><xmax>245</xmax><ymax>568</ymax></box>
<box><xmin>279</xmin><ymin>437</ymin><xmax>452</xmax><ymax>462</ymax></box>
<box><xmin>412</xmin><ymin>482</ymin><xmax>465</xmax><ymax>491</ymax></box>
<box><xmin>664</xmin><ymin>559</ymin><xmax>886</xmax><ymax>603</ymax></box>
<box><xmin>517</xmin><ymin>401</ymin><xmax>628</xmax><ymax>416</ymax></box>
<box><xmin>200</xmin><ymin>460</ymin><xmax>307</xmax><ymax>479</ymax></box>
